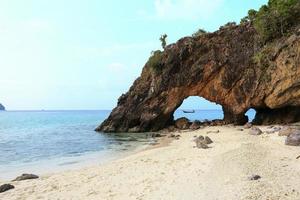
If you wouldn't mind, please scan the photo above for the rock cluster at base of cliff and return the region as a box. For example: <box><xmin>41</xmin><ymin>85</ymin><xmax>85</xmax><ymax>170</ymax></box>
<box><xmin>96</xmin><ymin>23</ymin><xmax>300</xmax><ymax>133</ymax></box>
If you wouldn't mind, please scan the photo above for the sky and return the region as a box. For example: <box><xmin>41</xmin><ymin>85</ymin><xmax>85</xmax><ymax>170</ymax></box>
<box><xmin>0</xmin><ymin>0</ymin><xmax>267</xmax><ymax>110</ymax></box>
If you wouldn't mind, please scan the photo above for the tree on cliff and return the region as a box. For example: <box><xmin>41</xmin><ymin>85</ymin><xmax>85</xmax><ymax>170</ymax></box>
<box><xmin>159</xmin><ymin>34</ymin><xmax>167</xmax><ymax>49</ymax></box>
<box><xmin>244</xmin><ymin>0</ymin><xmax>300</xmax><ymax>42</ymax></box>
<box><xmin>240</xmin><ymin>9</ymin><xmax>257</xmax><ymax>24</ymax></box>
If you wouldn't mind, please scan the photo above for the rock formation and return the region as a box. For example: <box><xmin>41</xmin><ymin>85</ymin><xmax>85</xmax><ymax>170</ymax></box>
<box><xmin>13</xmin><ymin>174</ymin><xmax>39</xmax><ymax>181</ymax></box>
<box><xmin>0</xmin><ymin>103</ymin><xmax>5</xmax><ymax>111</ymax></box>
<box><xmin>96</xmin><ymin>22</ymin><xmax>300</xmax><ymax>133</ymax></box>
<box><xmin>0</xmin><ymin>184</ymin><xmax>14</xmax><ymax>193</ymax></box>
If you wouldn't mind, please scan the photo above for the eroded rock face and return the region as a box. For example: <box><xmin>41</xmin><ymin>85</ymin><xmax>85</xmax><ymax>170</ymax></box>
<box><xmin>97</xmin><ymin>24</ymin><xmax>300</xmax><ymax>133</ymax></box>
<box><xmin>253</xmin><ymin>107</ymin><xmax>300</xmax><ymax>125</ymax></box>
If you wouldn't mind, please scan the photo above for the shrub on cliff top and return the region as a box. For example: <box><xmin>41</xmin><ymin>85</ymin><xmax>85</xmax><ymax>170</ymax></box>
<box><xmin>192</xmin><ymin>28</ymin><xmax>207</xmax><ymax>37</ymax></box>
<box><xmin>245</xmin><ymin>0</ymin><xmax>300</xmax><ymax>42</ymax></box>
<box><xmin>147</xmin><ymin>50</ymin><xmax>163</xmax><ymax>73</ymax></box>
<box><xmin>240</xmin><ymin>9</ymin><xmax>257</xmax><ymax>24</ymax></box>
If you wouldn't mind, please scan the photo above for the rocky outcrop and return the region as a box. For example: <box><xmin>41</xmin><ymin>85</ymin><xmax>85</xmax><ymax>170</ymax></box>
<box><xmin>248</xmin><ymin>127</ymin><xmax>263</xmax><ymax>135</ymax></box>
<box><xmin>96</xmin><ymin>23</ymin><xmax>300</xmax><ymax>133</ymax></box>
<box><xmin>13</xmin><ymin>174</ymin><xmax>39</xmax><ymax>181</ymax></box>
<box><xmin>0</xmin><ymin>104</ymin><xmax>5</xmax><ymax>111</ymax></box>
<box><xmin>0</xmin><ymin>184</ymin><xmax>14</xmax><ymax>193</ymax></box>
<box><xmin>174</xmin><ymin>117</ymin><xmax>190</xmax><ymax>129</ymax></box>
<box><xmin>285</xmin><ymin>131</ymin><xmax>300</xmax><ymax>146</ymax></box>
<box><xmin>194</xmin><ymin>135</ymin><xmax>213</xmax><ymax>149</ymax></box>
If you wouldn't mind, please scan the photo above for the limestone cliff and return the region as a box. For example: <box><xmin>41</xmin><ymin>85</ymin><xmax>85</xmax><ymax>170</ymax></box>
<box><xmin>96</xmin><ymin>23</ymin><xmax>300</xmax><ymax>133</ymax></box>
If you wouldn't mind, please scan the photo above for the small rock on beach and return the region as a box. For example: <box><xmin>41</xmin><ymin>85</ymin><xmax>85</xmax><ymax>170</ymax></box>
<box><xmin>285</xmin><ymin>131</ymin><xmax>300</xmax><ymax>146</ymax></box>
<box><xmin>244</xmin><ymin>123</ymin><xmax>252</xmax><ymax>129</ymax></box>
<box><xmin>0</xmin><ymin>184</ymin><xmax>14</xmax><ymax>193</ymax></box>
<box><xmin>175</xmin><ymin>117</ymin><xmax>190</xmax><ymax>130</ymax></box>
<box><xmin>194</xmin><ymin>135</ymin><xmax>213</xmax><ymax>149</ymax></box>
<box><xmin>206</xmin><ymin>130</ymin><xmax>219</xmax><ymax>134</ymax></box>
<box><xmin>13</xmin><ymin>174</ymin><xmax>39</xmax><ymax>181</ymax></box>
<box><xmin>279</xmin><ymin>127</ymin><xmax>297</xmax><ymax>137</ymax></box>
<box><xmin>204</xmin><ymin>136</ymin><xmax>213</xmax><ymax>144</ymax></box>
<box><xmin>196</xmin><ymin>141</ymin><xmax>209</xmax><ymax>149</ymax></box>
<box><xmin>248</xmin><ymin>175</ymin><xmax>261</xmax><ymax>181</ymax></box>
<box><xmin>249</xmin><ymin>127</ymin><xmax>262</xmax><ymax>135</ymax></box>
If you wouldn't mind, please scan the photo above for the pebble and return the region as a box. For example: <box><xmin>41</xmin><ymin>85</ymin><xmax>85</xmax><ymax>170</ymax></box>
<box><xmin>248</xmin><ymin>175</ymin><xmax>261</xmax><ymax>181</ymax></box>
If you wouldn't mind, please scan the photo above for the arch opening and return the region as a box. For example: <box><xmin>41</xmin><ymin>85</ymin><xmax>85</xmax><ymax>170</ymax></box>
<box><xmin>173</xmin><ymin>96</ymin><xmax>223</xmax><ymax>122</ymax></box>
<box><xmin>245</xmin><ymin>108</ymin><xmax>256</xmax><ymax>123</ymax></box>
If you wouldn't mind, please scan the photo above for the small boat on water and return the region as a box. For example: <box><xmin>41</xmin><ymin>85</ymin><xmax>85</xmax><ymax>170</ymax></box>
<box><xmin>182</xmin><ymin>110</ymin><xmax>195</xmax><ymax>113</ymax></box>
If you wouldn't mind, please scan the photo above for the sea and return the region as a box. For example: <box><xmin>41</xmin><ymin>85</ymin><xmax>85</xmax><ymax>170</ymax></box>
<box><xmin>0</xmin><ymin>109</ymin><xmax>255</xmax><ymax>180</ymax></box>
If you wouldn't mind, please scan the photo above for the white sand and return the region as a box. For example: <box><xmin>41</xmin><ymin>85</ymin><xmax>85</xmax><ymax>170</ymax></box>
<box><xmin>1</xmin><ymin>126</ymin><xmax>300</xmax><ymax>200</ymax></box>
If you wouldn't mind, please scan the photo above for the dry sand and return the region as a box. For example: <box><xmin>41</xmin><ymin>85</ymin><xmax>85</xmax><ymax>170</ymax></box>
<box><xmin>1</xmin><ymin>126</ymin><xmax>300</xmax><ymax>200</ymax></box>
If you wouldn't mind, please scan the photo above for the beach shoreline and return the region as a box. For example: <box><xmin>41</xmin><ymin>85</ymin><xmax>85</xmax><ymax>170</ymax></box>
<box><xmin>1</xmin><ymin>125</ymin><xmax>300</xmax><ymax>200</ymax></box>
<box><xmin>0</xmin><ymin>136</ymin><xmax>157</xmax><ymax>182</ymax></box>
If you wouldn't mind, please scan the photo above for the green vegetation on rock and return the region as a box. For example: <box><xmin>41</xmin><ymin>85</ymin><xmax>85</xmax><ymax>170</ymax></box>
<box><xmin>159</xmin><ymin>34</ymin><xmax>167</xmax><ymax>49</ymax></box>
<box><xmin>147</xmin><ymin>50</ymin><xmax>163</xmax><ymax>73</ymax></box>
<box><xmin>240</xmin><ymin>9</ymin><xmax>257</xmax><ymax>24</ymax></box>
<box><xmin>192</xmin><ymin>28</ymin><xmax>207</xmax><ymax>37</ymax></box>
<box><xmin>243</xmin><ymin>0</ymin><xmax>300</xmax><ymax>42</ymax></box>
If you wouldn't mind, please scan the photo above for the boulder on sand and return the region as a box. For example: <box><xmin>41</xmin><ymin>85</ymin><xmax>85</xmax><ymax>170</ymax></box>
<box><xmin>249</xmin><ymin>127</ymin><xmax>262</xmax><ymax>135</ymax></box>
<box><xmin>0</xmin><ymin>184</ymin><xmax>14</xmax><ymax>193</ymax></box>
<box><xmin>194</xmin><ymin>135</ymin><xmax>213</xmax><ymax>149</ymax></box>
<box><xmin>278</xmin><ymin>127</ymin><xmax>297</xmax><ymax>137</ymax></box>
<box><xmin>265</xmin><ymin>126</ymin><xmax>281</xmax><ymax>134</ymax></box>
<box><xmin>285</xmin><ymin>131</ymin><xmax>300</xmax><ymax>146</ymax></box>
<box><xmin>195</xmin><ymin>140</ymin><xmax>209</xmax><ymax>149</ymax></box>
<box><xmin>175</xmin><ymin>117</ymin><xmax>190</xmax><ymax>130</ymax></box>
<box><xmin>190</xmin><ymin>120</ymin><xmax>201</xmax><ymax>130</ymax></box>
<box><xmin>244</xmin><ymin>122</ymin><xmax>252</xmax><ymax>129</ymax></box>
<box><xmin>203</xmin><ymin>136</ymin><xmax>213</xmax><ymax>144</ymax></box>
<box><xmin>13</xmin><ymin>174</ymin><xmax>39</xmax><ymax>181</ymax></box>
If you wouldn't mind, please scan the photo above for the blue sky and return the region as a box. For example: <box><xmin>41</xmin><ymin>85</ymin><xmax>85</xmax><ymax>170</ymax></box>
<box><xmin>0</xmin><ymin>0</ymin><xmax>267</xmax><ymax>110</ymax></box>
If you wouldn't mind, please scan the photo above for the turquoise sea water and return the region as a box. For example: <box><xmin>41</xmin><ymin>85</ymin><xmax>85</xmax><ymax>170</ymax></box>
<box><xmin>0</xmin><ymin>110</ymin><xmax>153</xmax><ymax>180</ymax></box>
<box><xmin>174</xmin><ymin>109</ymin><xmax>256</xmax><ymax>122</ymax></box>
<box><xmin>0</xmin><ymin>109</ymin><xmax>255</xmax><ymax>180</ymax></box>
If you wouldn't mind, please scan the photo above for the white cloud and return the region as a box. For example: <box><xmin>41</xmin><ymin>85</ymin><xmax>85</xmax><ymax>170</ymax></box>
<box><xmin>153</xmin><ymin>0</ymin><xmax>224</xmax><ymax>20</ymax></box>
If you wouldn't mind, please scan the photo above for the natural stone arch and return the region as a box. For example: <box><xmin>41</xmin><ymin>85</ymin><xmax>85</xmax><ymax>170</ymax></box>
<box><xmin>96</xmin><ymin>24</ymin><xmax>300</xmax><ymax>133</ymax></box>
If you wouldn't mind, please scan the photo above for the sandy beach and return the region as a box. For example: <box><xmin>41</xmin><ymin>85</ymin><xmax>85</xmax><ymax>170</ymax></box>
<box><xmin>1</xmin><ymin>125</ymin><xmax>300</xmax><ymax>200</ymax></box>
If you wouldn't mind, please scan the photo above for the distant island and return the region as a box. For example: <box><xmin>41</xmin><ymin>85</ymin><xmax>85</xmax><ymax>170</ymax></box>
<box><xmin>0</xmin><ymin>103</ymin><xmax>5</xmax><ymax>111</ymax></box>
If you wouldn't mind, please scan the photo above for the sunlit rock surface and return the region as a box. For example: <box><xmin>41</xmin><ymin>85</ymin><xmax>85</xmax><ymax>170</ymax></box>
<box><xmin>97</xmin><ymin>24</ymin><xmax>300</xmax><ymax>133</ymax></box>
